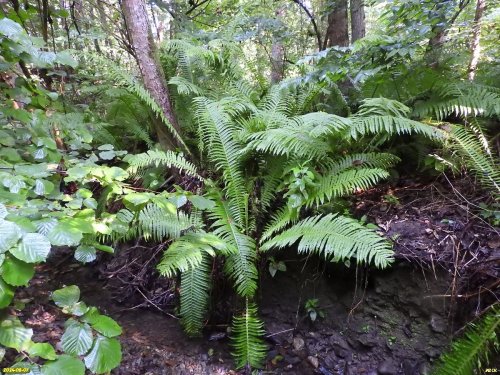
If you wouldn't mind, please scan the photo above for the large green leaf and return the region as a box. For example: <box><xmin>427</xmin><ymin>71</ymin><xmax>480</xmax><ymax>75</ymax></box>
<box><xmin>0</xmin><ymin>219</ymin><xmax>22</xmax><ymax>252</ymax></box>
<box><xmin>0</xmin><ymin>278</ymin><xmax>15</xmax><ymax>308</ymax></box>
<box><xmin>60</xmin><ymin>320</ymin><xmax>93</xmax><ymax>356</ymax></box>
<box><xmin>42</xmin><ymin>355</ymin><xmax>85</xmax><ymax>375</ymax></box>
<box><xmin>88</xmin><ymin>315</ymin><xmax>122</xmax><ymax>338</ymax></box>
<box><xmin>0</xmin><ymin>316</ymin><xmax>33</xmax><ymax>351</ymax></box>
<box><xmin>10</xmin><ymin>233</ymin><xmax>51</xmax><ymax>263</ymax></box>
<box><xmin>74</xmin><ymin>245</ymin><xmax>96</xmax><ymax>264</ymax></box>
<box><xmin>1</xmin><ymin>256</ymin><xmax>35</xmax><ymax>286</ymax></box>
<box><xmin>52</xmin><ymin>285</ymin><xmax>80</xmax><ymax>307</ymax></box>
<box><xmin>47</xmin><ymin>223</ymin><xmax>83</xmax><ymax>246</ymax></box>
<box><xmin>84</xmin><ymin>336</ymin><xmax>121</xmax><ymax>374</ymax></box>
<box><xmin>28</xmin><ymin>342</ymin><xmax>57</xmax><ymax>360</ymax></box>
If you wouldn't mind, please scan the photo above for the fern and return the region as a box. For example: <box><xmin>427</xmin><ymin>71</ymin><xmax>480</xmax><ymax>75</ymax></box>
<box><xmin>157</xmin><ymin>232</ymin><xmax>232</xmax><ymax>277</ymax></box>
<box><xmin>231</xmin><ymin>299</ymin><xmax>267</xmax><ymax>370</ymax></box>
<box><xmin>178</xmin><ymin>254</ymin><xmax>212</xmax><ymax>336</ymax></box>
<box><xmin>433</xmin><ymin>305</ymin><xmax>500</xmax><ymax>375</ymax></box>
<box><xmin>84</xmin><ymin>53</ymin><xmax>189</xmax><ymax>152</ymax></box>
<box><xmin>450</xmin><ymin>125</ymin><xmax>500</xmax><ymax>196</ymax></box>
<box><xmin>322</xmin><ymin>153</ymin><xmax>401</xmax><ymax>173</ymax></box>
<box><xmin>208</xmin><ymin>191</ymin><xmax>258</xmax><ymax>297</ymax></box>
<box><xmin>413</xmin><ymin>82</ymin><xmax>500</xmax><ymax>120</ymax></box>
<box><xmin>138</xmin><ymin>203</ymin><xmax>190</xmax><ymax>241</ymax></box>
<box><xmin>194</xmin><ymin>98</ymin><xmax>248</xmax><ymax>226</ymax></box>
<box><xmin>126</xmin><ymin>150</ymin><xmax>201</xmax><ymax>179</ymax></box>
<box><xmin>261</xmin><ymin>214</ymin><xmax>394</xmax><ymax>269</ymax></box>
<box><xmin>260</xmin><ymin>206</ymin><xmax>299</xmax><ymax>244</ymax></box>
<box><xmin>308</xmin><ymin>168</ymin><xmax>391</xmax><ymax>206</ymax></box>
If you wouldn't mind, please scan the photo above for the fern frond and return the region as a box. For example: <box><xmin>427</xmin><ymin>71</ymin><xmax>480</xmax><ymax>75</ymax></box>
<box><xmin>194</xmin><ymin>98</ymin><xmax>248</xmax><ymax>225</ymax></box>
<box><xmin>260</xmin><ymin>206</ymin><xmax>299</xmax><ymax>244</ymax></box>
<box><xmin>179</xmin><ymin>254</ymin><xmax>212</xmax><ymax>336</ymax></box>
<box><xmin>323</xmin><ymin>153</ymin><xmax>400</xmax><ymax>174</ymax></box>
<box><xmin>168</xmin><ymin>76</ymin><xmax>205</xmax><ymax>96</ymax></box>
<box><xmin>260</xmin><ymin>214</ymin><xmax>394</xmax><ymax>269</ymax></box>
<box><xmin>138</xmin><ymin>203</ymin><xmax>190</xmax><ymax>241</ymax></box>
<box><xmin>157</xmin><ymin>232</ymin><xmax>232</xmax><ymax>278</ymax></box>
<box><xmin>231</xmin><ymin>299</ymin><xmax>267</xmax><ymax>370</ymax></box>
<box><xmin>126</xmin><ymin>150</ymin><xmax>201</xmax><ymax>179</ymax></box>
<box><xmin>308</xmin><ymin>168</ymin><xmax>390</xmax><ymax>206</ymax></box>
<box><xmin>413</xmin><ymin>82</ymin><xmax>500</xmax><ymax>120</ymax></box>
<box><xmin>208</xmin><ymin>190</ymin><xmax>257</xmax><ymax>297</ymax></box>
<box><xmin>450</xmin><ymin>125</ymin><xmax>500</xmax><ymax>196</ymax></box>
<box><xmin>433</xmin><ymin>305</ymin><xmax>500</xmax><ymax>375</ymax></box>
<box><xmin>349</xmin><ymin>115</ymin><xmax>445</xmax><ymax>140</ymax></box>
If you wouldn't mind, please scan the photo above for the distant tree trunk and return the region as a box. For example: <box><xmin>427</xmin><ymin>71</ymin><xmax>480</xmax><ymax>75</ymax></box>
<box><xmin>270</xmin><ymin>6</ymin><xmax>285</xmax><ymax>84</ymax></box>
<box><xmin>350</xmin><ymin>0</ymin><xmax>365</xmax><ymax>42</ymax></box>
<box><xmin>324</xmin><ymin>0</ymin><xmax>349</xmax><ymax>48</ymax></box>
<box><xmin>426</xmin><ymin>0</ymin><xmax>471</xmax><ymax>67</ymax></box>
<box><xmin>122</xmin><ymin>0</ymin><xmax>181</xmax><ymax>150</ymax></box>
<box><xmin>467</xmin><ymin>0</ymin><xmax>486</xmax><ymax>81</ymax></box>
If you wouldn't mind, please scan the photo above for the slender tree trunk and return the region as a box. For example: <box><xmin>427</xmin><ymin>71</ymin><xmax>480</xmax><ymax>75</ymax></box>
<box><xmin>467</xmin><ymin>0</ymin><xmax>486</xmax><ymax>81</ymax></box>
<box><xmin>270</xmin><ymin>6</ymin><xmax>285</xmax><ymax>84</ymax></box>
<box><xmin>350</xmin><ymin>0</ymin><xmax>365</xmax><ymax>42</ymax></box>
<box><xmin>324</xmin><ymin>0</ymin><xmax>349</xmax><ymax>48</ymax></box>
<box><xmin>121</xmin><ymin>0</ymin><xmax>181</xmax><ymax>150</ymax></box>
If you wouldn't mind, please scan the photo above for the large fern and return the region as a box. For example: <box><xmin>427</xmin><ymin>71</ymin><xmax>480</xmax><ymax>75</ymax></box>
<box><xmin>433</xmin><ymin>305</ymin><xmax>500</xmax><ymax>375</ymax></box>
<box><xmin>126</xmin><ymin>149</ymin><xmax>201</xmax><ymax>179</ymax></box>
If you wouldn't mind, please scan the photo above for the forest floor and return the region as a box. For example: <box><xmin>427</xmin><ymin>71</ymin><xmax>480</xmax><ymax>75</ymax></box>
<box><xmin>11</xmin><ymin>176</ymin><xmax>500</xmax><ymax>375</ymax></box>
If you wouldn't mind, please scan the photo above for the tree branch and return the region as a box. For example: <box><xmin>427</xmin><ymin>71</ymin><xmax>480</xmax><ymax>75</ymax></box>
<box><xmin>291</xmin><ymin>0</ymin><xmax>322</xmax><ymax>51</ymax></box>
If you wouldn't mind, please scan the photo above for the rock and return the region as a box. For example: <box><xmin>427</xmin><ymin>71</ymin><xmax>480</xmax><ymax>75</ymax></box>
<box><xmin>307</xmin><ymin>356</ymin><xmax>319</xmax><ymax>368</ymax></box>
<box><xmin>418</xmin><ymin>362</ymin><xmax>431</xmax><ymax>375</ymax></box>
<box><xmin>285</xmin><ymin>355</ymin><xmax>301</xmax><ymax>366</ymax></box>
<box><xmin>357</xmin><ymin>333</ymin><xmax>379</xmax><ymax>348</ymax></box>
<box><xmin>377</xmin><ymin>359</ymin><xmax>399</xmax><ymax>375</ymax></box>
<box><xmin>429</xmin><ymin>314</ymin><xmax>446</xmax><ymax>333</ymax></box>
<box><xmin>324</xmin><ymin>353</ymin><xmax>336</xmax><ymax>368</ymax></box>
<box><xmin>292</xmin><ymin>337</ymin><xmax>305</xmax><ymax>351</ymax></box>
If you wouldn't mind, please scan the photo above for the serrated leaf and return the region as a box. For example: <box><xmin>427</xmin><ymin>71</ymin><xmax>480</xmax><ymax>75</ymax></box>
<box><xmin>74</xmin><ymin>246</ymin><xmax>96</xmax><ymax>263</ymax></box>
<box><xmin>1</xmin><ymin>257</ymin><xmax>34</xmax><ymax>286</ymax></box>
<box><xmin>28</xmin><ymin>342</ymin><xmax>57</xmax><ymax>360</ymax></box>
<box><xmin>97</xmin><ymin>144</ymin><xmax>114</xmax><ymax>151</ymax></box>
<box><xmin>84</xmin><ymin>336</ymin><xmax>121</xmax><ymax>374</ymax></box>
<box><xmin>0</xmin><ymin>278</ymin><xmax>15</xmax><ymax>308</ymax></box>
<box><xmin>52</xmin><ymin>285</ymin><xmax>80</xmax><ymax>307</ymax></box>
<box><xmin>94</xmin><ymin>244</ymin><xmax>114</xmax><ymax>253</ymax></box>
<box><xmin>0</xmin><ymin>316</ymin><xmax>33</xmax><ymax>350</ymax></box>
<box><xmin>88</xmin><ymin>315</ymin><xmax>122</xmax><ymax>338</ymax></box>
<box><xmin>61</xmin><ymin>320</ymin><xmax>93</xmax><ymax>355</ymax></box>
<box><xmin>42</xmin><ymin>354</ymin><xmax>85</xmax><ymax>375</ymax></box>
<box><xmin>83</xmin><ymin>198</ymin><xmax>97</xmax><ymax>209</ymax></box>
<box><xmin>98</xmin><ymin>150</ymin><xmax>115</xmax><ymax>160</ymax></box>
<box><xmin>11</xmin><ymin>233</ymin><xmax>51</xmax><ymax>263</ymax></box>
<box><xmin>0</xmin><ymin>219</ymin><xmax>22</xmax><ymax>252</ymax></box>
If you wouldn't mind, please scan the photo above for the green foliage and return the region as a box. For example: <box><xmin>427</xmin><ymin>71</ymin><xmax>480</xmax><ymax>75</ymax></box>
<box><xmin>261</xmin><ymin>214</ymin><xmax>393</xmax><ymax>269</ymax></box>
<box><xmin>433</xmin><ymin>305</ymin><xmax>500</xmax><ymax>375</ymax></box>
<box><xmin>231</xmin><ymin>300</ymin><xmax>268</xmax><ymax>370</ymax></box>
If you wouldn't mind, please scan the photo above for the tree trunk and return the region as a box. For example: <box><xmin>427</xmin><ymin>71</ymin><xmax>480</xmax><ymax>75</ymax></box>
<box><xmin>270</xmin><ymin>6</ymin><xmax>285</xmax><ymax>84</ymax></box>
<box><xmin>324</xmin><ymin>0</ymin><xmax>349</xmax><ymax>48</ymax></box>
<box><xmin>350</xmin><ymin>0</ymin><xmax>365</xmax><ymax>42</ymax></box>
<box><xmin>121</xmin><ymin>0</ymin><xmax>181</xmax><ymax>150</ymax></box>
<box><xmin>467</xmin><ymin>0</ymin><xmax>486</xmax><ymax>81</ymax></box>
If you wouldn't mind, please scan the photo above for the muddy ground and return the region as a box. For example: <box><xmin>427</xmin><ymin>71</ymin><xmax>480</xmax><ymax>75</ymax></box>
<box><xmin>5</xmin><ymin>178</ymin><xmax>500</xmax><ymax>374</ymax></box>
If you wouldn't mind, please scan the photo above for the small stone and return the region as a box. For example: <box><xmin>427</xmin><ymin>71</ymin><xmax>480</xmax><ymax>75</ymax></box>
<box><xmin>285</xmin><ymin>355</ymin><xmax>301</xmax><ymax>366</ymax></box>
<box><xmin>307</xmin><ymin>356</ymin><xmax>319</xmax><ymax>368</ymax></box>
<box><xmin>377</xmin><ymin>359</ymin><xmax>399</xmax><ymax>375</ymax></box>
<box><xmin>292</xmin><ymin>337</ymin><xmax>305</xmax><ymax>351</ymax></box>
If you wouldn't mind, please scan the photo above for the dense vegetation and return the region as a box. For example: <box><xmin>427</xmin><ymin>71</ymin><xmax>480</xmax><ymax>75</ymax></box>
<box><xmin>0</xmin><ymin>0</ymin><xmax>498</xmax><ymax>373</ymax></box>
